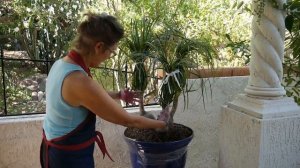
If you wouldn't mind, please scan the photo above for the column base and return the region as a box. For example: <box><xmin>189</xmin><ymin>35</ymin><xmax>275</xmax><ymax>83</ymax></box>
<box><xmin>219</xmin><ymin>95</ymin><xmax>300</xmax><ymax>168</ymax></box>
<box><xmin>245</xmin><ymin>85</ymin><xmax>286</xmax><ymax>97</ymax></box>
<box><xmin>227</xmin><ymin>94</ymin><xmax>299</xmax><ymax>119</ymax></box>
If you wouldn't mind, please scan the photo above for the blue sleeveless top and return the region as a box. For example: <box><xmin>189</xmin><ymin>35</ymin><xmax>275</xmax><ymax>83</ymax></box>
<box><xmin>43</xmin><ymin>59</ymin><xmax>90</xmax><ymax>140</ymax></box>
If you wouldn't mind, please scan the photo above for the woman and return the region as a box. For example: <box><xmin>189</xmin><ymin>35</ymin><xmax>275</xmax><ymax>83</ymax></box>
<box><xmin>40</xmin><ymin>12</ymin><xmax>166</xmax><ymax>168</ymax></box>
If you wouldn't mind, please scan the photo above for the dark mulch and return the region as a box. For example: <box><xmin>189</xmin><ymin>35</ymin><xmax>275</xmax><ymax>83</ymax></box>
<box><xmin>124</xmin><ymin>123</ymin><xmax>193</xmax><ymax>143</ymax></box>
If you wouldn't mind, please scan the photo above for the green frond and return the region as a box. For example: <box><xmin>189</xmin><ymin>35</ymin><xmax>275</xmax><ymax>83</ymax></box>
<box><xmin>153</xmin><ymin>27</ymin><xmax>216</xmax><ymax>112</ymax></box>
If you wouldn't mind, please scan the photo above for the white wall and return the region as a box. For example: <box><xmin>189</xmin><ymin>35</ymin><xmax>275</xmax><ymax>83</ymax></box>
<box><xmin>175</xmin><ymin>77</ymin><xmax>249</xmax><ymax>168</ymax></box>
<box><xmin>0</xmin><ymin>76</ymin><xmax>249</xmax><ymax>168</ymax></box>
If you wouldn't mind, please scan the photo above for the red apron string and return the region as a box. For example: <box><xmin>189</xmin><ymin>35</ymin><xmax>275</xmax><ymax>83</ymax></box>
<box><xmin>42</xmin><ymin>130</ymin><xmax>114</xmax><ymax>164</ymax></box>
<box><xmin>68</xmin><ymin>50</ymin><xmax>92</xmax><ymax>78</ymax></box>
<box><xmin>45</xmin><ymin>137</ymin><xmax>96</xmax><ymax>151</ymax></box>
<box><xmin>95</xmin><ymin>131</ymin><xmax>114</xmax><ymax>162</ymax></box>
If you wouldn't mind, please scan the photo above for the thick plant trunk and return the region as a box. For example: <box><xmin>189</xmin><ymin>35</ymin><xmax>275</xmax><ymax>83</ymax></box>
<box><xmin>169</xmin><ymin>94</ymin><xmax>179</xmax><ymax>126</ymax></box>
<box><xmin>139</xmin><ymin>91</ymin><xmax>145</xmax><ymax>115</ymax></box>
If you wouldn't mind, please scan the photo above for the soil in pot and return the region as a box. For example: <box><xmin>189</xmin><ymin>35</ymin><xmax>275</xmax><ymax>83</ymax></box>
<box><xmin>124</xmin><ymin>123</ymin><xmax>192</xmax><ymax>142</ymax></box>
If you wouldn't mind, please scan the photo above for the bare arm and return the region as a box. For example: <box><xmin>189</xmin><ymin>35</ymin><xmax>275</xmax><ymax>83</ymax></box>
<box><xmin>62</xmin><ymin>71</ymin><xmax>165</xmax><ymax>129</ymax></box>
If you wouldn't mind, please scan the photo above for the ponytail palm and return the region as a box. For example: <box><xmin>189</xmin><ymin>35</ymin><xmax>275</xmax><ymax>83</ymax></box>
<box><xmin>153</xmin><ymin>29</ymin><xmax>215</xmax><ymax>126</ymax></box>
<box><xmin>125</xmin><ymin>18</ymin><xmax>155</xmax><ymax>116</ymax></box>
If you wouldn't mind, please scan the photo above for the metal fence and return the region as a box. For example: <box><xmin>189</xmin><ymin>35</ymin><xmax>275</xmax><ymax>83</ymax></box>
<box><xmin>0</xmin><ymin>45</ymin><xmax>53</xmax><ymax>116</ymax></box>
<box><xmin>0</xmin><ymin>43</ymin><xmax>158</xmax><ymax>116</ymax></box>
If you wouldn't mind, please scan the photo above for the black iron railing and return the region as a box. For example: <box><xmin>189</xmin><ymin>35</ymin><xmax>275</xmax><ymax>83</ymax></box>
<box><xmin>0</xmin><ymin>46</ymin><xmax>7</xmax><ymax>115</ymax></box>
<box><xmin>0</xmin><ymin>46</ymin><xmax>158</xmax><ymax>116</ymax></box>
<box><xmin>0</xmin><ymin>46</ymin><xmax>55</xmax><ymax>116</ymax></box>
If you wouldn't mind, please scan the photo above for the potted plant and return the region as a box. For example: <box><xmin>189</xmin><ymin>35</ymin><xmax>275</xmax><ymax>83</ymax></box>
<box><xmin>123</xmin><ymin>18</ymin><xmax>156</xmax><ymax>118</ymax></box>
<box><xmin>123</xmin><ymin>26</ymin><xmax>215</xmax><ymax>168</ymax></box>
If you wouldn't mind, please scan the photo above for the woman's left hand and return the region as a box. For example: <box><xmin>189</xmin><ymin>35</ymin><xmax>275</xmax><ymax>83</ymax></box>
<box><xmin>119</xmin><ymin>88</ymin><xmax>141</xmax><ymax>104</ymax></box>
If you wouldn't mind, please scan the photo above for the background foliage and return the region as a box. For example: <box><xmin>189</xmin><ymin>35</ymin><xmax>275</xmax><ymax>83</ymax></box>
<box><xmin>1</xmin><ymin>0</ymin><xmax>299</xmax><ymax>115</ymax></box>
<box><xmin>283</xmin><ymin>0</ymin><xmax>300</xmax><ymax>104</ymax></box>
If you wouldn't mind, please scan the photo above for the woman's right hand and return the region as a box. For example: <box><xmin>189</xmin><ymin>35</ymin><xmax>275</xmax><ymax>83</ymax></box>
<box><xmin>119</xmin><ymin>88</ymin><xmax>141</xmax><ymax>105</ymax></box>
<box><xmin>156</xmin><ymin>106</ymin><xmax>171</xmax><ymax>132</ymax></box>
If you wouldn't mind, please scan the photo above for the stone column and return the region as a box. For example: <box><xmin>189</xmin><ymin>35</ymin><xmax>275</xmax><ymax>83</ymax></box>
<box><xmin>219</xmin><ymin>0</ymin><xmax>300</xmax><ymax>167</ymax></box>
<box><xmin>245</xmin><ymin>0</ymin><xmax>286</xmax><ymax>97</ymax></box>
